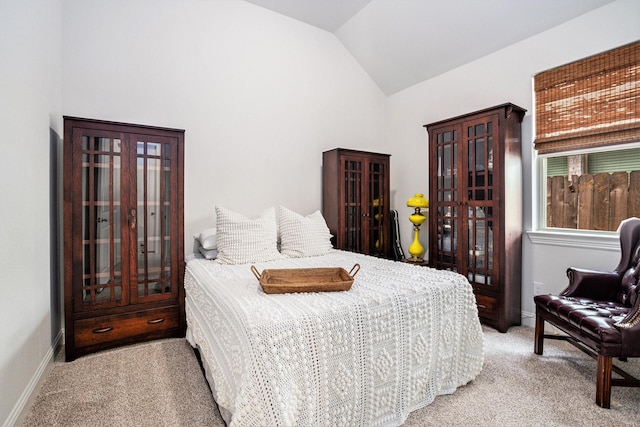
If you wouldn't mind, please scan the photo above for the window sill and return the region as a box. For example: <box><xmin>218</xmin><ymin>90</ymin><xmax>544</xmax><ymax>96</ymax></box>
<box><xmin>526</xmin><ymin>229</ymin><xmax>619</xmax><ymax>251</ymax></box>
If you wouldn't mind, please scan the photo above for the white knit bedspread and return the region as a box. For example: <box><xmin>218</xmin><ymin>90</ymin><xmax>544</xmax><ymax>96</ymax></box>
<box><xmin>185</xmin><ymin>250</ymin><xmax>484</xmax><ymax>427</ymax></box>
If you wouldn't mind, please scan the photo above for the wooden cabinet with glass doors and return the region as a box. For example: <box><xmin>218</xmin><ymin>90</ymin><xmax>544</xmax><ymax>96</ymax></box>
<box><xmin>63</xmin><ymin>117</ymin><xmax>185</xmax><ymax>360</ymax></box>
<box><xmin>425</xmin><ymin>104</ymin><xmax>525</xmax><ymax>332</ymax></box>
<box><xmin>322</xmin><ymin>148</ymin><xmax>390</xmax><ymax>257</ymax></box>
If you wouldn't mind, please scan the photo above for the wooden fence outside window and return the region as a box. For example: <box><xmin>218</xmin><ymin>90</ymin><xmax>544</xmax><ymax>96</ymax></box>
<box><xmin>546</xmin><ymin>171</ymin><xmax>640</xmax><ymax>231</ymax></box>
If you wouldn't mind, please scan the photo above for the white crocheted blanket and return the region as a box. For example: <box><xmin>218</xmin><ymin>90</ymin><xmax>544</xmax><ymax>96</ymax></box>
<box><xmin>185</xmin><ymin>250</ymin><xmax>484</xmax><ymax>427</ymax></box>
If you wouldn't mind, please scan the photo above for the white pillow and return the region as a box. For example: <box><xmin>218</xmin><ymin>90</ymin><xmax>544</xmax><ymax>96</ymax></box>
<box><xmin>198</xmin><ymin>228</ymin><xmax>217</xmax><ymax>250</ymax></box>
<box><xmin>278</xmin><ymin>206</ymin><xmax>333</xmax><ymax>258</ymax></box>
<box><xmin>193</xmin><ymin>233</ymin><xmax>218</xmax><ymax>259</ymax></box>
<box><xmin>198</xmin><ymin>247</ymin><xmax>218</xmax><ymax>260</ymax></box>
<box><xmin>215</xmin><ymin>206</ymin><xmax>283</xmax><ymax>265</ymax></box>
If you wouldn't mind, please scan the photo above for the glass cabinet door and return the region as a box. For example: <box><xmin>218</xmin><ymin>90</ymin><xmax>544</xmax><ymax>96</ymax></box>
<box><xmin>341</xmin><ymin>157</ymin><xmax>363</xmax><ymax>253</ymax></box>
<box><xmin>368</xmin><ymin>159</ymin><xmax>387</xmax><ymax>257</ymax></box>
<box><xmin>132</xmin><ymin>135</ymin><xmax>179</xmax><ymax>303</ymax></box>
<box><xmin>463</xmin><ymin>115</ymin><xmax>498</xmax><ymax>289</ymax></box>
<box><xmin>75</xmin><ymin>130</ymin><xmax>128</xmax><ymax>311</ymax></box>
<box><xmin>73</xmin><ymin>130</ymin><xmax>180</xmax><ymax>310</ymax></box>
<box><xmin>431</xmin><ymin>116</ymin><xmax>499</xmax><ymax>288</ymax></box>
<box><xmin>432</xmin><ymin>125</ymin><xmax>460</xmax><ymax>271</ymax></box>
<box><xmin>338</xmin><ymin>155</ymin><xmax>389</xmax><ymax>256</ymax></box>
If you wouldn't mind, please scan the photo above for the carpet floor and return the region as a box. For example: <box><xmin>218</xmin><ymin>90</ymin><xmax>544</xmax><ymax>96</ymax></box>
<box><xmin>22</xmin><ymin>326</ymin><xmax>640</xmax><ymax>426</ymax></box>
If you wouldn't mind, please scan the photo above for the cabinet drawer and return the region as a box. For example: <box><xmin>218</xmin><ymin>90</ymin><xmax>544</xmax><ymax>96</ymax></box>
<box><xmin>475</xmin><ymin>294</ymin><xmax>498</xmax><ymax>320</ymax></box>
<box><xmin>75</xmin><ymin>307</ymin><xmax>179</xmax><ymax>347</ymax></box>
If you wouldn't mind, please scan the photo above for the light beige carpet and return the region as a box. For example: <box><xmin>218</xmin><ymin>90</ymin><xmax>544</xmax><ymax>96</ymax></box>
<box><xmin>22</xmin><ymin>326</ymin><xmax>640</xmax><ymax>426</ymax></box>
<box><xmin>22</xmin><ymin>339</ymin><xmax>224</xmax><ymax>427</ymax></box>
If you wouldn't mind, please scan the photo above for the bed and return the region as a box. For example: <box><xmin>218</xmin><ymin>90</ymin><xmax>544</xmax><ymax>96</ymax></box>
<box><xmin>184</xmin><ymin>206</ymin><xmax>484</xmax><ymax>426</ymax></box>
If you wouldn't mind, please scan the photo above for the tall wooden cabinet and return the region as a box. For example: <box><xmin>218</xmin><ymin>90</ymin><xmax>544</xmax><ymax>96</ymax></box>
<box><xmin>322</xmin><ymin>148</ymin><xmax>390</xmax><ymax>257</ymax></box>
<box><xmin>64</xmin><ymin>117</ymin><xmax>185</xmax><ymax>360</ymax></box>
<box><xmin>424</xmin><ymin>104</ymin><xmax>525</xmax><ymax>332</ymax></box>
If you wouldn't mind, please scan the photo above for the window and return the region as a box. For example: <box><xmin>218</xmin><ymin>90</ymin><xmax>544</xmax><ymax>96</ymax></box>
<box><xmin>534</xmin><ymin>41</ymin><xmax>640</xmax><ymax>232</ymax></box>
<box><xmin>541</xmin><ymin>144</ymin><xmax>640</xmax><ymax>231</ymax></box>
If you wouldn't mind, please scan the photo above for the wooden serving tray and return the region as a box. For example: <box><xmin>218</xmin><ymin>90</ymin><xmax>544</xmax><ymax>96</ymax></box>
<box><xmin>251</xmin><ymin>264</ymin><xmax>360</xmax><ymax>294</ymax></box>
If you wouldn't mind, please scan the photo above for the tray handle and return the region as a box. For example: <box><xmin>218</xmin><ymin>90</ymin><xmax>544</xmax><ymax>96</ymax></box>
<box><xmin>250</xmin><ymin>265</ymin><xmax>262</xmax><ymax>281</ymax></box>
<box><xmin>349</xmin><ymin>263</ymin><xmax>361</xmax><ymax>277</ymax></box>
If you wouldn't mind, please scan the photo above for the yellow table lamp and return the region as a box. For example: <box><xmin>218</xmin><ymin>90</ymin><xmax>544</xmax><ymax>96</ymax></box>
<box><xmin>406</xmin><ymin>193</ymin><xmax>429</xmax><ymax>262</ymax></box>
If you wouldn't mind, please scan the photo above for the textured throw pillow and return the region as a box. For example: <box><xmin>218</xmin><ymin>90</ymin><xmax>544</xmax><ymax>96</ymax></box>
<box><xmin>215</xmin><ymin>206</ymin><xmax>283</xmax><ymax>264</ymax></box>
<box><xmin>278</xmin><ymin>206</ymin><xmax>333</xmax><ymax>258</ymax></box>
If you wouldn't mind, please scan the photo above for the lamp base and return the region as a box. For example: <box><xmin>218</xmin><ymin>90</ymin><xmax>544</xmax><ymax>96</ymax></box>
<box><xmin>403</xmin><ymin>257</ymin><xmax>429</xmax><ymax>266</ymax></box>
<box><xmin>407</xmin><ymin>227</ymin><xmax>424</xmax><ymax>261</ymax></box>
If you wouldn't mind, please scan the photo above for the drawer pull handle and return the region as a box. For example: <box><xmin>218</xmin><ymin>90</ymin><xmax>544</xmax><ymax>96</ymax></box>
<box><xmin>477</xmin><ymin>304</ymin><xmax>487</xmax><ymax>309</ymax></box>
<box><xmin>147</xmin><ymin>318</ymin><xmax>165</xmax><ymax>325</ymax></box>
<box><xmin>93</xmin><ymin>326</ymin><xmax>113</xmax><ymax>334</ymax></box>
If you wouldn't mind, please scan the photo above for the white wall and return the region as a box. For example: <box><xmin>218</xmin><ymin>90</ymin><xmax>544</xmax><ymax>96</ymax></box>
<box><xmin>61</xmin><ymin>0</ymin><xmax>388</xmax><ymax>251</ymax></box>
<box><xmin>0</xmin><ymin>0</ymin><xmax>62</xmax><ymax>425</ymax></box>
<box><xmin>386</xmin><ymin>0</ymin><xmax>640</xmax><ymax>327</ymax></box>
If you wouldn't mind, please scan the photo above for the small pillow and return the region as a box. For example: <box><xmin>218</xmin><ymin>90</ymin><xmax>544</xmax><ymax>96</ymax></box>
<box><xmin>198</xmin><ymin>228</ymin><xmax>217</xmax><ymax>250</ymax></box>
<box><xmin>278</xmin><ymin>206</ymin><xmax>333</xmax><ymax>258</ymax></box>
<box><xmin>198</xmin><ymin>246</ymin><xmax>219</xmax><ymax>260</ymax></box>
<box><xmin>215</xmin><ymin>206</ymin><xmax>283</xmax><ymax>264</ymax></box>
<box><xmin>193</xmin><ymin>235</ymin><xmax>218</xmax><ymax>259</ymax></box>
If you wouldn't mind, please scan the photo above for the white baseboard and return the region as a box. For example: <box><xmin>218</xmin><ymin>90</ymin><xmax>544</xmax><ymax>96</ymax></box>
<box><xmin>3</xmin><ymin>330</ymin><xmax>63</xmax><ymax>427</ymax></box>
<box><xmin>520</xmin><ymin>310</ymin><xmax>535</xmax><ymax>328</ymax></box>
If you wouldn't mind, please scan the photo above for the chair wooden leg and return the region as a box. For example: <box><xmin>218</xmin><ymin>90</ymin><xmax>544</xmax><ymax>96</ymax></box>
<box><xmin>596</xmin><ymin>354</ymin><xmax>612</xmax><ymax>408</ymax></box>
<box><xmin>534</xmin><ymin>309</ymin><xmax>544</xmax><ymax>355</ymax></box>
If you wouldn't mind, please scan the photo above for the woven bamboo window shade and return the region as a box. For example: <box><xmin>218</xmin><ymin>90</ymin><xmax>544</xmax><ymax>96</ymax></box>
<box><xmin>533</xmin><ymin>40</ymin><xmax>640</xmax><ymax>154</ymax></box>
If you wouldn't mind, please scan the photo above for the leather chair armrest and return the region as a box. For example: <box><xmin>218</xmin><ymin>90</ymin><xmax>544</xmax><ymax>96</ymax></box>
<box><xmin>616</xmin><ymin>296</ymin><xmax>640</xmax><ymax>355</ymax></box>
<box><xmin>561</xmin><ymin>267</ymin><xmax>621</xmax><ymax>300</ymax></box>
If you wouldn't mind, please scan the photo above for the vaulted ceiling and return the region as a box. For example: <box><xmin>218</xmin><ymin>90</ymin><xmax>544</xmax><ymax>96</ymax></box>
<box><xmin>245</xmin><ymin>0</ymin><xmax>615</xmax><ymax>95</ymax></box>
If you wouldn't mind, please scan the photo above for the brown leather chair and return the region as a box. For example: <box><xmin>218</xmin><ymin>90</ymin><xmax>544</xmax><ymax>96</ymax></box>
<box><xmin>534</xmin><ymin>217</ymin><xmax>640</xmax><ymax>408</ymax></box>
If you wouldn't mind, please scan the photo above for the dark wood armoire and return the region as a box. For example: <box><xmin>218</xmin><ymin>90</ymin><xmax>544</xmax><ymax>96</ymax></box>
<box><xmin>322</xmin><ymin>148</ymin><xmax>391</xmax><ymax>258</ymax></box>
<box><xmin>425</xmin><ymin>104</ymin><xmax>526</xmax><ymax>332</ymax></box>
<box><xmin>63</xmin><ymin>117</ymin><xmax>185</xmax><ymax>360</ymax></box>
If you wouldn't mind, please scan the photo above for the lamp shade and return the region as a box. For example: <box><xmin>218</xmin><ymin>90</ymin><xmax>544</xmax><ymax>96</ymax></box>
<box><xmin>407</xmin><ymin>193</ymin><xmax>429</xmax><ymax>208</ymax></box>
